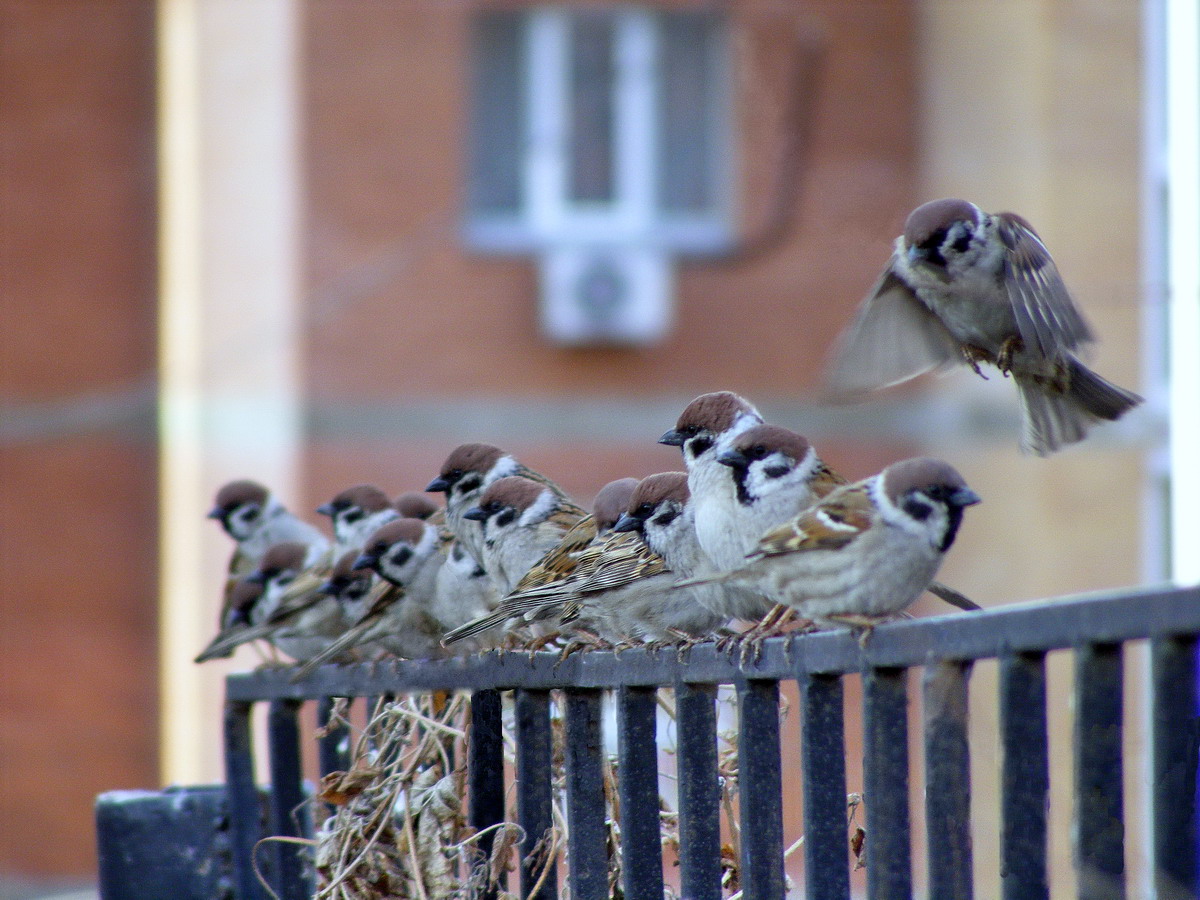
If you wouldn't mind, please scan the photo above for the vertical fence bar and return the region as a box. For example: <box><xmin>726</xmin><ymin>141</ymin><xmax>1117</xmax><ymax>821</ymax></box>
<box><xmin>1151</xmin><ymin>635</ymin><xmax>1199</xmax><ymax>899</ymax></box>
<box><xmin>267</xmin><ymin>699</ymin><xmax>310</xmax><ymax>900</ymax></box>
<box><xmin>924</xmin><ymin>660</ymin><xmax>973</xmax><ymax>900</ymax></box>
<box><xmin>675</xmin><ymin>679</ymin><xmax>722</xmax><ymax>900</ymax></box>
<box><xmin>316</xmin><ymin>696</ymin><xmax>350</xmax><ymax>778</ymax></box>
<box><xmin>224</xmin><ymin>700</ymin><xmax>265</xmax><ymax>900</ymax></box>
<box><xmin>737</xmin><ymin>678</ymin><xmax>785</xmax><ymax>900</ymax></box>
<box><xmin>862</xmin><ymin>667</ymin><xmax>912</xmax><ymax>900</ymax></box>
<box><xmin>999</xmin><ymin>652</ymin><xmax>1049</xmax><ymax>900</ymax></box>
<box><xmin>563</xmin><ymin>688</ymin><xmax>608</xmax><ymax>900</ymax></box>
<box><xmin>800</xmin><ymin>672</ymin><xmax>850</xmax><ymax>900</ymax></box>
<box><xmin>514</xmin><ymin>688</ymin><xmax>558</xmax><ymax>900</ymax></box>
<box><xmin>468</xmin><ymin>688</ymin><xmax>505</xmax><ymax>900</ymax></box>
<box><xmin>1075</xmin><ymin>643</ymin><xmax>1125</xmax><ymax>899</ymax></box>
<box><xmin>617</xmin><ymin>685</ymin><xmax>664</xmax><ymax>900</ymax></box>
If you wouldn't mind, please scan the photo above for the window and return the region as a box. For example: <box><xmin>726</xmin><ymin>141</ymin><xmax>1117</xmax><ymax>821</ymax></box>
<box><xmin>465</xmin><ymin>7</ymin><xmax>734</xmax><ymax>344</ymax></box>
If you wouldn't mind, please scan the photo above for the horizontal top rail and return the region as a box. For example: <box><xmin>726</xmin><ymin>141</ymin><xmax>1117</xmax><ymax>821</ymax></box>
<box><xmin>226</xmin><ymin>583</ymin><xmax>1200</xmax><ymax>700</ymax></box>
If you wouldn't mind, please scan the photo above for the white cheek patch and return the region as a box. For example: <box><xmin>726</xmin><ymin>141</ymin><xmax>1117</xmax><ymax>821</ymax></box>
<box><xmin>518</xmin><ymin>489</ymin><xmax>556</xmax><ymax>526</ymax></box>
<box><xmin>491</xmin><ymin>456</ymin><xmax>520</xmax><ymax>481</ymax></box>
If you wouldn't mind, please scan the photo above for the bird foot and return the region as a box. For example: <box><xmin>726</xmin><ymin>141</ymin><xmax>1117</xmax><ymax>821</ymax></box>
<box><xmin>961</xmin><ymin>344</ymin><xmax>991</xmax><ymax>379</ymax></box>
<box><xmin>524</xmin><ymin>631</ymin><xmax>562</xmax><ymax>658</ymax></box>
<box><xmin>554</xmin><ymin>637</ymin><xmax>604</xmax><ymax>667</ymax></box>
<box><xmin>996</xmin><ymin>335</ymin><xmax>1024</xmax><ymax>376</ymax></box>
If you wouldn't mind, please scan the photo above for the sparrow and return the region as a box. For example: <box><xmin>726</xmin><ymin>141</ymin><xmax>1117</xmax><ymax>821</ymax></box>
<box><xmin>717</xmin><ymin>424</ymin><xmax>980</xmax><ymax>616</ymax></box>
<box><xmin>430</xmin><ymin>537</ymin><xmax>498</xmax><ymax>647</ymax></box>
<box><xmin>659</xmin><ymin>392</ymin><xmax>765</xmax><ymax>593</ymax></box>
<box><xmin>393</xmin><ymin>491</ymin><xmax>441</xmax><ymax>521</ymax></box>
<box><xmin>462</xmin><ymin>475</ymin><xmax>587</xmax><ymax>597</ymax></box>
<box><xmin>316</xmin><ymin>484</ymin><xmax>399</xmax><ymax>556</ymax></box>
<box><xmin>207</xmin><ymin>480</ymin><xmax>330</xmax><ymax>577</ymax></box>
<box><xmin>193</xmin><ymin>576</ymin><xmax>264</xmax><ymax>663</ymax></box>
<box><xmin>291</xmin><ymin>518</ymin><xmax>448</xmax><ymax>680</ymax></box>
<box><xmin>441</xmin><ymin>477</ymin><xmax>641</xmax><ymax>644</ymax></box>
<box><xmin>426</xmin><ymin>443</ymin><xmax>570</xmax><ymax>568</ymax></box>
<box><xmin>194</xmin><ymin>540</ymin><xmax>326</xmax><ymax>662</ymax></box>
<box><xmin>825</xmin><ymin>198</ymin><xmax>1142</xmax><ymax>455</ymax></box>
<box><xmin>678</xmin><ymin>458</ymin><xmax>981</xmax><ymax>629</ymax></box>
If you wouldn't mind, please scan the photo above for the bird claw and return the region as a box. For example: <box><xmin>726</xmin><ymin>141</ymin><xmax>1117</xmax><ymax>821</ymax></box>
<box><xmin>961</xmin><ymin>344</ymin><xmax>990</xmax><ymax>379</ymax></box>
<box><xmin>996</xmin><ymin>335</ymin><xmax>1023</xmax><ymax>376</ymax></box>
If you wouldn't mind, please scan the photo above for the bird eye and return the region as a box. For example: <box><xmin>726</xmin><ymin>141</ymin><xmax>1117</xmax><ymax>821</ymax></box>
<box><xmin>749</xmin><ymin>444</ymin><xmax>767</xmax><ymax>458</ymax></box>
<box><xmin>636</xmin><ymin>502</ymin><xmax>655</xmax><ymax>517</ymax></box>
<box><xmin>450</xmin><ymin>468</ymin><xmax>463</xmax><ymax>479</ymax></box>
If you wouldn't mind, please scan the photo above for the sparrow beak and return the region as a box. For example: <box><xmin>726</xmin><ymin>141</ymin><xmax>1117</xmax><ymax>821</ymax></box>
<box><xmin>315</xmin><ymin>502</ymin><xmax>336</xmax><ymax>517</ymax></box>
<box><xmin>716</xmin><ymin>448</ymin><xmax>748</xmax><ymax>469</ymax></box>
<box><xmin>658</xmin><ymin>429</ymin><xmax>684</xmax><ymax>447</ymax></box>
<box><xmin>206</xmin><ymin>505</ymin><xmax>226</xmax><ymax>520</ymax></box>
<box><xmin>353</xmin><ymin>553</ymin><xmax>378</xmax><ymax>571</ymax></box>
<box><xmin>462</xmin><ymin>506</ymin><xmax>489</xmax><ymax>522</ymax></box>
<box><xmin>611</xmin><ymin>513</ymin><xmax>642</xmax><ymax>534</ymax></box>
<box><xmin>951</xmin><ymin>487</ymin><xmax>982</xmax><ymax>508</ymax></box>
<box><xmin>425</xmin><ymin>476</ymin><xmax>450</xmax><ymax>493</ymax></box>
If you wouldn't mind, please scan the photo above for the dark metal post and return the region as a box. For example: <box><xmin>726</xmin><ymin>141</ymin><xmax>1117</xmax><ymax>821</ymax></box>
<box><xmin>675</xmin><ymin>679</ymin><xmax>722</xmax><ymax>900</ymax></box>
<box><xmin>800</xmin><ymin>672</ymin><xmax>850</xmax><ymax>900</ymax></box>
<box><xmin>514</xmin><ymin>688</ymin><xmax>558</xmax><ymax>900</ymax></box>
<box><xmin>1074</xmin><ymin>643</ymin><xmax>1125</xmax><ymax>899</ymax></box>
<box><xmin>737</xmin><ymin>678</ymin><xmax>785</xmax><ymax>900</ymax></box>
<box><xmin>224</xmin><ymin>700</ymin><xmax>265</xmax><ymax>900</ymax></box>
<box><xmin>468</xmin><ymin>688</ymin><xmax>505</xmax><ymax>899</ymax></box>
<box><xmin>862</xmin><ymin>667</ymin><xmax>912</xmax><ymax>900</ymax></box>
<box><xmin>266</xmin><ymin>699</ymin><xmax>311</xmax><ymax>900</ymax></box>
<box><xmin>563</xmin><ymin>688</ymin><xmax>608</xmax><ymax>900</ymax></box>
<box><xmin>616</xmin><ymin>685</ymin><xmax>664</xmax><ymax>900</ymax></box>
<box><xmin>924</xmin><ymin>660</ymin><xmax>973</xmax><ymax>900</ymax></box>
<box><xmin>999</xmin><ymin>652</ymin><xmax>1049</xmax><ymax>900</ymax></box>
<box><xmin>316</xmin><ymin>696</ymin><xmax>350</xmax><ymax>778</ymax></box>
<box><xmin>1151</xmin><ymin>635</ymin><xmax>1199</xmax><ymax>899</ymax></box>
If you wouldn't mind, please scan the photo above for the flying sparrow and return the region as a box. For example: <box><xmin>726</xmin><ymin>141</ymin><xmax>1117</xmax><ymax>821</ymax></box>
<box><xmin>462</xmin><ymin>475</ymin><xmax>587</xmax><ymax>597</ymax></box>
<box><xmin>826</xmin><ymin>198</ymin><xmax>1142</xmax><ymax>454</ymax></box>
<box><xmin>425</xmin><ymin>443</ymin><xmax>571</xmax><ymax>568</ymax></box>
<box><xmin>678</xmin><ymin>457</ymin><xmax>981</xmax><ymax>629</ymax></box>
<box><xmin>316</xmin><ymin>483</ymin><xmax>399</xmax><ymax>556</ymax></box>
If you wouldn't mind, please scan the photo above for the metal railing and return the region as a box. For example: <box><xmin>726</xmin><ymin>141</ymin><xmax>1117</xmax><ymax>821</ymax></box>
<box><xmin>222</xmin><ymin>584</ymin><xmax>1200</xmax><ymax>900</ymax></box>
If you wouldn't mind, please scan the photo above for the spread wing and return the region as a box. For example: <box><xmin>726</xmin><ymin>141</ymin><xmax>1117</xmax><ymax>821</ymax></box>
<box><xmin>995</xmin><ymin>212</ymin><xmax>1093</xmax><ymax>358</ymax></box>
<box><xmin>751</xmin><ymin>481</ymin><xmax>875</xmax><ymax>560</ymax></box>
<box><xmin>825</xmin><ymin>263</ymin><xmax>962</xmax><ymax>396</ymax></box>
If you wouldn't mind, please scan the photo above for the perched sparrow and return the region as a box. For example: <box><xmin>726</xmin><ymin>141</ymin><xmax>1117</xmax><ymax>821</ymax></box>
<box><xmin>320</xmin><ymin>550</ymin><xmax>378</xmax><ymax>625</ymax></box>
<box><xmin>291</xmin><ymin>519</ymin><xmax>448</xmax><ymax>680</ymax></box>
<box><xmin>194</xmin><ymin>541</ymin><xmax>325</xmax><ymax>662</ymax></box>
<box><xmin>208</xmin><ymin>480</ymin><xmax>330</xmax><ymax>576</ymax></box>
<box><xmin>659</xmin><ymin>392</ymin><xmax>765</xmax><ymax>594</ymax></box>
<box><xmin>441</xmin><ymin>477</ymin><xmax>640</xmax><ymax>644</ymax></box>
<box><xmin>826</xmin><ymin>198</ymin><xmax>1142</xmax><ymax>455</ymax></box>
<box><xmin>679</xmin><ymin>458</ymin><xmax>981</xmax><ymax>628</ymax></box>
<box><xmin>718</xmin><ymin>425</ymin><xmax>980</xmax><ymax>616</ymax></box>
<box><xmin>316</xmin><ymin>484</ymin><xmax>399</xmax><ymax>556</ymax></box>
<box><xmin>431</xmin><ymin>538</ymin><xmax>498</xmax><ymax>645</ymax></box>
<box><xmin>393</xmin><ymin>491</ymin><xmax>440</xmax><ymax>521</ymax></box>
<box><xmin>425</xmin><ymin>443</ymin><xmax>571</xmax><ymax>568</ymax></box>
<box><xmin>463</xmin><ymin>475</ymin><xmax>586</xmax><ymax>596</ymax></box>
<box><xmin>193</xmin><ymin>577</ymin><xmax>264</xmax><ymax>663</ymax></box>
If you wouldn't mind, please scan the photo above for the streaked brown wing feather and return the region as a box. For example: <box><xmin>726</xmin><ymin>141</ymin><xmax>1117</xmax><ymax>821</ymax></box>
<box><xmin>752</xmin><ymin>483</ymin><xmax>874</xmax><ymax>558</ymax></box>
<box><xmin>995</xmin><ymin>212</ymin><xmax>1093</xmax><ymax>357</ymax></box>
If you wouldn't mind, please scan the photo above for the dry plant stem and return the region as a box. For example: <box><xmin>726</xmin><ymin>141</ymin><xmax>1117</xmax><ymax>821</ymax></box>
<box><xmin>401</xmin><ymin>792</ymin><xmax>430</xmax><ymax>900</ymax></box>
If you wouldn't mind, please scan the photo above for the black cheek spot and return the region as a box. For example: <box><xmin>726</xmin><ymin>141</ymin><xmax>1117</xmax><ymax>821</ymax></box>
<box><xmin>342</xmin><ymin>508</ymin><xmax>363</xmax><ymax>524</ymax></box>
<box><xmin>242</xmin><ymin>507</ymin><xmax>260</xmax><ymax>522</ymax></box>
<box><xmin>903</xmin><ymin>497</ymin><xmax>933</xmax><ymax>521</ymax></box>
<box><xmin>652</xmin><ymin>510</ymin><xmax>678</xmax><ymax>527</ymax></box>
<box><xmin>952</xmin><ymin>234</ymin><xmax>972</xmax><ymax>253</ymax></box>
<box><xmin>495</xmin><ymin>508</ymin><xmax>516</xmax><ymax>528</ymax></box>
<box><xmin>688</xmin><ymin>436</ymin><xmax>714</xmax><ymax>458</ymax></box>
<box><xmin>458</xmin><ymin>474</ymin><xmax>483</xmax><ymax>494</ymax></box>
<box><xmin>764</xmin><ymin>465</ymin><xmax>790</xmax><ymax>479</ymax></box>
<box><xmin>389</xmin><ymin>546</ymin><xmax>413</xmax><ymax>567</ymax></box>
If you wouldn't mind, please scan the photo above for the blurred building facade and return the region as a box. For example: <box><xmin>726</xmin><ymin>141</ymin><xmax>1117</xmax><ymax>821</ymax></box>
<box><xmin>0</xmin><ymin>0</ymin><xmax>1153</xmax><ymax>893</ymax></box>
